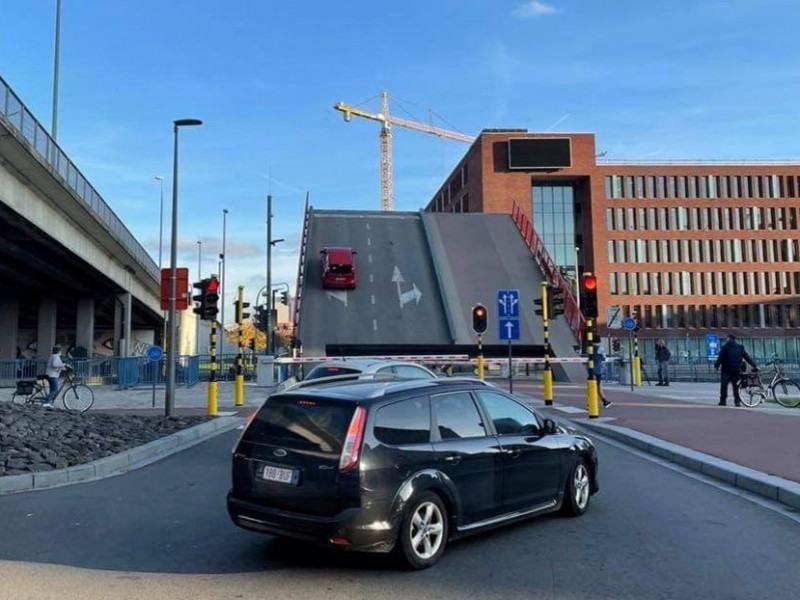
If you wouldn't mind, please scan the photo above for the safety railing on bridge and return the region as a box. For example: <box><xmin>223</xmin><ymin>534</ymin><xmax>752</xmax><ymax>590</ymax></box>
<box><xmin>511</xmin><ymin>202</ymin><xmax>585</xmax><ymax>339</ymax></box>
<box><xmin>292</xmin><ymin>199</ymin><xmax>312</xmax><ymax>342</ymax></box>
<box><xmin>0</xmin><ymin>74</ymin><xmax>159</xmax><ymax>281</ymax></box>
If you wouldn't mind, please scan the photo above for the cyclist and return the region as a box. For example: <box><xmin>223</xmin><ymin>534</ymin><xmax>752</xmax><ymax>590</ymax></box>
<box><xmin>44</xmin><ymin>345</ymin><xmax>67</xmax><ymax>408</ymax></box>
<box><xmin>714</xmin><ymin>334</ymin><xmax>757</xmax><ymax>407</ymax></box>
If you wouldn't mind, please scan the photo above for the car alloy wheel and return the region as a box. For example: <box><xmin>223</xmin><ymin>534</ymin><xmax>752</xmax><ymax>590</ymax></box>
<box><xmin>561</xmin><ymin>458</ymin><xmax>591</xmax><ymax>517</ymax></box>
<box><xmin>397</xmin><ymin>491</ymin><xmax>448</xmax><ymax>569</ymax></box>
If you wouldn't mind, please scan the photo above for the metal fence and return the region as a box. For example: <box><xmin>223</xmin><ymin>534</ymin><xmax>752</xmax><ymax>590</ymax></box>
<box><xmin>0</xmin><ymin>356</ymin><xmax>200</xmax><ymax>390</ymax></box>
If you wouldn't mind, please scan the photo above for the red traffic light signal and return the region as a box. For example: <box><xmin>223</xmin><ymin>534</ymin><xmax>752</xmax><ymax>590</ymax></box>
<box><xmin>581</xmin><ymin>273</ymin><xmax>598</xmax><ymax>319</ymax></box>
<box><xmin>472</xmin><ymin>304</ymin><xmax>488</xmax><ymax>334</ymax></box>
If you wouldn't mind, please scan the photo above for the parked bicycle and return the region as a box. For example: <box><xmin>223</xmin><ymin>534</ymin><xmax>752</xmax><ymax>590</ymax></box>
<box><xmin>10</xmin><ymin>366</ymin><xmax>95</xmax><ymax>414</ymax></box>
<box><xmin>738</xmin><ymin>357</ymin><xmax>800</xmax><ymax>408</ymax></box>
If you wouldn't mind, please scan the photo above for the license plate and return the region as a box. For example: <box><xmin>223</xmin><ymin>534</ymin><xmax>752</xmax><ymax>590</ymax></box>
<box><xmin>261</xmin><ymin>464</ymin><xmax>297</xmax><ymax>484</ymax></box>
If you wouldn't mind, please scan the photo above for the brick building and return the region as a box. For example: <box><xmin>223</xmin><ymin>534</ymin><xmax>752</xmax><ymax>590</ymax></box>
<box><xmin>424</xmin><ymin>130</ymin><xmax>800</xmax><ymax>359</ymax></box>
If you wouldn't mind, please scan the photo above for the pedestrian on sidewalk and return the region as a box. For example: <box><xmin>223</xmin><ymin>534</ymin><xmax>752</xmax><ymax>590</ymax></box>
<box><xmin>590</xmin><ymin>338</ymin><xmax>611</xmax><ymax>408</ymax></box>
<box><xmin>44</xmin><ymin>345</ymin><xmax>66</xmax><ymax>408</ymax></box>
<box><xmin>655</xmin><ymin>339</ymin><xmax>672</xmax><ymax>386</ymax></box>
<box><xmin>714</xmin><ymin>334</ymin><xmax>757</xmax><ymax>407</ymax></box>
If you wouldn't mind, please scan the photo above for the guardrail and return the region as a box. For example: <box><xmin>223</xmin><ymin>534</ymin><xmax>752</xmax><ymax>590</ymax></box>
<box><xmin>292</xmin><ymin>200</ymin><xmax>312</xmax><ymax>343</ymax></box>
<box><xmin>0</xmin><ymin>74</ymin><xmax>158</xmax><ymax>281</ymax></box>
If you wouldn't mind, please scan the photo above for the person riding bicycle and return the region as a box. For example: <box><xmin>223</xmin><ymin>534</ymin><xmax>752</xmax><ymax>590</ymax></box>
<box><xmin>44</xmin><ymin>345</ymin><xmax>68</xmax><ymax>408</ymax></box>
<box><xmin>713</xmin><ymin>335</ymin><xmax>757</xmax><ymax>407</ymax></box>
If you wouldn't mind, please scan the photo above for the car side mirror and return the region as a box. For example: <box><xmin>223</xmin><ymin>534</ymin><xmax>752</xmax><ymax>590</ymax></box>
<box><xmin>543</xmin><ymin>418</ymin><xmax>558</xmax><ymax>435</ymax></box>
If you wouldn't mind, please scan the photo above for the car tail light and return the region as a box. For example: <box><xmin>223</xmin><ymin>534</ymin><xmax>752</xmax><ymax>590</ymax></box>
<box><xmin>339</xmin><ymin>406</ymin><xmax>367</xmax><ymax>472</ymax></box>
<box><xmin>232</xmin><ymin>408</ymin><xmax>259</xmax><ymax>454</ymax></box>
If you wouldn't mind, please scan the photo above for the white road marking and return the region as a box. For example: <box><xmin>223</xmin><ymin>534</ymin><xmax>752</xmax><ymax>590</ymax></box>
<box><xmin>368</xmin><ymin>254</ymin><xmax>373</xmax><ymax>264</ymax></box>
<box><xmin>367</xmin><ymin>238</ymin><xmax>371</xmax><ymax>246</ymax></box>
<box><xmin>369</xmin><ymin>274</ymin><xmax>374</xmax><ymax>283</ymax></box>
<box><xmin>325</xmin><ymin>290</ymin><xmax>348</xmax><ymax>306</ymax></box>
<box><xmin>373</xmin><ymin>319</ymin><xmax>378</xmax><ymax>331</ymax></box>
<box><xmin>371</xmin><ymin>295</ymin><xmax>376</xmax><ymax>305</ymax></box>
<box><xmin>366</xmin><ymin>223</ymin><xmax>370</xmax><ymax>230</ymax></box>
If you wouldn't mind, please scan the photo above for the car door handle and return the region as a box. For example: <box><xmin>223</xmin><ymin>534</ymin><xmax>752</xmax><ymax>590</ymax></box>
<box><xmin>443</xmin><ymin>454</ymin><xmax>461</xmax><ymax>464</ymax></box>
<box><xmin>502</xmin><ymin>448</ymin><xmax>522</xmax><ymax>458</ymax></box>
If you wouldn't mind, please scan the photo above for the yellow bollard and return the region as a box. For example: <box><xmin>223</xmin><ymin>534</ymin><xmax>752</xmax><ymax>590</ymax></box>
<box><xmin>207</xmin><ymin>380</ymin><xmax>218</xmax><ymax>415</ymax></box>
<box><xmin>587</xmin><ymin>377</ymin><xmax>600</xmax><ymax>418</ymax></box>
<box><xmin>633</xmin><ymin>356</ymin><xmax>642</xmax><ymax>386</ymax></box>
<box><xmin>543</xmin><ymin>369</ymin><xmax>553</xmax><ymax>404</ymax></box>
<box><xmin>477</xmin><ymin>355</ymin><xmax>485</xmax><ymax>381</ymax></box>
<box><xmin>235</xmin><ymin>374</ymin><xmax>244</xmax><ymax>406</ymax></box>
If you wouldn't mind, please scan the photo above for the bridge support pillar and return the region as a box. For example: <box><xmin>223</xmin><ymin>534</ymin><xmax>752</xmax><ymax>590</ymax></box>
<box><xmin>0</xmin><ymin>300</ymin><xmax>19</xmax><ymax>359</ymax></box>
<box><xmin>38</xmin><ymin>299</ymin><xmax>57</xmax><ymax>358</ymax></box>
<box><xmin>115</xmin><ymin>293</ymin><xmax>132</xmax><ymax>357</ymax></box>
<box><xmin>76</xmin><ymin>298</ymin><xmax>95</xmax><ymax>356</ymax></box>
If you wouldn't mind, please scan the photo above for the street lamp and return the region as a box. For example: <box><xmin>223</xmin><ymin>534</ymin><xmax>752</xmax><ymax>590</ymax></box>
<box><xmin>165</xmin><ymin>117</ymin><xmax>202</xmax><ymax>418</ymax></box>
<box><xmin>267</xmin><ymin>235</ymin><xmax>285</xmax><ymax>355</ymax></box>
<box><xmin>220</xmin><ymin>208</ymin><xmax>228</xmax><ymax>330</ymax></box>
<box><xmin>155</xmin><ymin>176</ymin><xmax>165</xmax><ymax>270</ymax></box>
<box><xmin>51</xmin><ymin>0</ymin><xmax>62</xmax><ymax>140</ymax></box>
<box><xmin>196</xmin><ymin>240</ymin><xmax>202</xmax><ymax>354</ymax></box>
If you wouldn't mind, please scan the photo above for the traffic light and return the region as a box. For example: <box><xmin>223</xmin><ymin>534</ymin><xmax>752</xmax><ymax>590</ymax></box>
<box><xmin>581</xmin><ymin>273</ymin><xmax>599</xmax><ymax>319</ymax></box>
<box><xmin>192</xmin><ymin>277</ymin><xmax>220</xmax><ymax>321</ymax></box>
<box><xmin>254</xmin><ymin>305</ymin><xmax>267</xmax><ymax>331</ymax></box>
<box><xmin>534</xmin><ymin>286</ymin><xmax>548</xmax><ymax>320</ymax></box>
<box><xmin>612</xmin><ymin>338</ymin><xmax>621</xmax><ymax>352</ymax></box>
<box><xmin>471</xmin><ymin>304</ymin><xmax>487</xmax><ymax>334</ymax></box>
<box><xmin>549</xmin><ymin>285</ymin><xmax>565</xmax><ymax>317</ymax></box>
<box><xmin>234</xmin><ymin>299</ymin><xmax>251</xmax><ymax>324</ymax></box>
<box><xmin>279</xmin><ymin>291</ymin><xmax>289</xmax><ymax>305</ymax></box>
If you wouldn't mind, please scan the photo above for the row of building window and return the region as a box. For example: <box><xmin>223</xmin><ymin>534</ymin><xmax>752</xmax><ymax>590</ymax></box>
<box><xmin>613</xmin><ymin>303</ymin><xmax>800</xmax><ymax>330</ymax></box>
<box><xmin>608</xmin><ymin>270</ymin><xmax>800</xmax><ymax>297</ymax></box>
<box><xmin>607</xmin><ymin>238</ymin><xmax>799</xmax><ymax>264</ymax></box>
<box><xmin>605</xmin><ymin>205</ymin><xmax>799</xmax><ymax>232</ymax></box>
<box><xmin>430</xmin><ymin>163</ymin><xmax>470</xmax><ymax>211</ymax></box>
<box><xmin>605</xmin><ymin>174</ymin><xmax>799</xmax><ymax>200</ymax></box>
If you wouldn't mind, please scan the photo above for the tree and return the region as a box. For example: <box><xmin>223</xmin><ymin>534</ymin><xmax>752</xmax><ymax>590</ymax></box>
<box><xmin>224</xmin><ymin>320</ymin><xmax>266</xmax><ymax>351</ymax></box>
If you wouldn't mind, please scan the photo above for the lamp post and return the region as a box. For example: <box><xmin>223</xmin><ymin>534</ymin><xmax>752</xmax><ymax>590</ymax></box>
<box><xmin>220</xmin><ymin>208</ymin><xmax>228</xmax><ymax>332</ymax></box>
<box><xmin>165</xmin><ymin>118</ymin><xmax>202</xmax><ymax>418</ymax></box>
<box><xmin>196</xmin><ymin>240</ymin><xmax>202</xmax><ymax>354</ymax></box>
<box><xmin>575</xmin><ymin>246</ymin><xmax>581</xmax><ymax>313</ymax></box>
<box><xmin>51</xmin><ymin>0</ymin><xmax>62</xmax><ymax>140</ymax></box>
<box><xmin>155</xmin><ymin>176</ymin><xmax>165</xmax><ymax>270</ymax></box>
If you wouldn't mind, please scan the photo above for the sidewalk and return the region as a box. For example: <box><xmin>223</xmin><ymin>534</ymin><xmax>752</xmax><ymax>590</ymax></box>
<box><xmin>509</xmin><ymin>378</ymin><xmax>800</xmax><ymax>508</ymax></box>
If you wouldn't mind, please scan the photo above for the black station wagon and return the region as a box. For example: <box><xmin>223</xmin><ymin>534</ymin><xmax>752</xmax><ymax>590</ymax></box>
<box><xmin>227</xmin><ymin>378</ymin><xmax>599</xmax><ymax>569</ymax></box>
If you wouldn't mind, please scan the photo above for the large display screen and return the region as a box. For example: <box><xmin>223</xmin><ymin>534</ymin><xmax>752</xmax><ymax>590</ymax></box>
<box><xmin>508</xmin><ymin>138</ymin><xmax>572</xmax><ymax>169</ymax></box>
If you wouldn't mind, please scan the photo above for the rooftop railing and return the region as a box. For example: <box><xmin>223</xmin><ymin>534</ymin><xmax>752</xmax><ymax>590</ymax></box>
<box><xmin>0</xmin><ymin>74</ymin><xmax>158</xmax><ymax>282</ymax></box>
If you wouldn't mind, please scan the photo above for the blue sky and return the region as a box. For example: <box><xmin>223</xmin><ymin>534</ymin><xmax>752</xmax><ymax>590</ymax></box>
<box><xmin>1</xmin><ymin>0</ymin><xmax>799</xmax><ymax>314</ymax></box>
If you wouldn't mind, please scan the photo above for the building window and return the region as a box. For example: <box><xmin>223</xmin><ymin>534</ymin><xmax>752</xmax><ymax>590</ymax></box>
<box><xmin>667</xmin><ymin>176</ymin><xmax>677</xmax><ymax>198</ymax></box>
<box><xmin>657</xmin><ymin>176</ymin><xmax>666</xmax><ymax>198</ymax></box>
<box><xmin>688</xmin><ymin>176</ymin><xmax>697</xmax><ymax>198</ymax></box>
<box><xmin>606</xmin><ymin>209</ymin><xmax>614</xmax><ymax>230</ymax></box>
<box><xmin>608</xmin><ymin>241</ymin><xmax>615</xmax><ymax>263</ymax></box>
<box><xmin>624</xmin><ymin>176</ymin><xmax>635</xmax><ymax>198</ymax></box>
<box><xmin>677</xmin><ymin>176</ymin><xmax>687</xmax><ymax>198</ymax></box>
<box><xmin>635</xmin><ymin>176</ymin><xmax>645</xmax><ymax>198</ymax></box>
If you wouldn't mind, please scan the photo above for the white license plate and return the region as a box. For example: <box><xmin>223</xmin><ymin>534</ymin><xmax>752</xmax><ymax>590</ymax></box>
<box><xmin>261</xmin><ymin>464</ymin><xmax>296</xmax><ymax>484</ymax></box>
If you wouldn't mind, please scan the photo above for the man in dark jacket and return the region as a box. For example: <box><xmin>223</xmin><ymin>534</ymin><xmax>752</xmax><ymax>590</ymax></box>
<box><xmin>714</xmin><ymin>334</ymin><xmax>757</xmax><ymax>407</ymax></box>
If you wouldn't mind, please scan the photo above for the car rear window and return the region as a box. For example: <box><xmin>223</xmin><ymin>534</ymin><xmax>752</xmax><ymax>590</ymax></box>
<box><xmin>244</xmin><ymin>396</ymin><xmax>355</xmax><ymax>455</ymax></box>
<box><xmin>304</xmin><ymin>366</ymin><xmax>362</xmax><ymax>381</ymax></box>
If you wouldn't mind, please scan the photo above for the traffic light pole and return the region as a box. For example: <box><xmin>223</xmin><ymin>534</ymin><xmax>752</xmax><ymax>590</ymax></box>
<box><xmin>477</xmin><ymin>334</ymin><xmax>484</xmax><ymax>380</ymax></box>
<box><xmin>633</xmin><ymin>328</ymin><xmax>642</xmax><ymax>386</ymax></box>
<box><xmin>585</xmin><ymin>318</ymin><xmax>600</xmax><ymax>418</ymax></box>
<box><xmin>541</xmin><ymin>282</ymin><xmax>553</xmax><ymax>406</ymax></box>
<box><xmin>235</xmin><ymin>286</ymin><xmax>245</xmax><ymax>407</ymax></box>
<box><xmin>207</xmin><ymin>320</ymin><xmax>218</xmax><ymax>415</ymax></box>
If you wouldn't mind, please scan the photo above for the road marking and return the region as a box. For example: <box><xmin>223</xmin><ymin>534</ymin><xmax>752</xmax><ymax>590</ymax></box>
<box><xmin>367</xmin><ymin>237</ymin><xmax>371</xmax><ymax>246</ymax></box>
<box><xmin>366</xmin><ymin>223</ymin><xmax>370</xmax><ymax>230</ymax></box>
<box><xmin>368</xmin><ymin>254</ymin><xmax>372</xmax><ymax>264</ymax></box>
<box><xmin>325</xmin><ymin>290</ymin><xmax>348</xmax><ymax>306</ymax></box>
<box><xmin>371</xmin><ymin>295</ymin><xmax>376</xmax><ymax>305</ymax></box>
<box><xmin>369</xmin><ymin>274</ymin><xmax>374</xmax><ymax>283</ymax></box>
<box><xmin>373</xmin><ymin>319</ymin><xmax>378</xmax><ymax>331</ymax></box>
<box><xmin>392</xmin><ymin>265</ymin><xmax>422</xmax><ymax>308</ymax></box>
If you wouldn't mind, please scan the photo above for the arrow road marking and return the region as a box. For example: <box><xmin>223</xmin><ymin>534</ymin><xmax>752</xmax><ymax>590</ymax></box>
<box><xmin>400</xmin><ymin>283</ymin><xmax>422</xmax><ymax>308</ymax></box>
<box><xmin>325</xmin><ymin>290</ymin><xmax>348</xmax><ymax>306</ymax></box>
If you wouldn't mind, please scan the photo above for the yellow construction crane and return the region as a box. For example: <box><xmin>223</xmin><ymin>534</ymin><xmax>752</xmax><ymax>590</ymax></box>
<box><xmin>334</xmin><ymin>91</ymin><xmax>474</xmax><ymax>211</ymax></box>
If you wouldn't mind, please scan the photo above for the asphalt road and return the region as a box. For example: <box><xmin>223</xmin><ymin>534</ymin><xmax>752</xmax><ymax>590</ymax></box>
<box><xmin>298</xmin><ymin>210</ymin><xmax>450</xmax><ymax>355</ymax></box>
<box><xmin>1</xmin><ymin>430</ymin><xmax>800</xmax><ymax>600</ymax></box>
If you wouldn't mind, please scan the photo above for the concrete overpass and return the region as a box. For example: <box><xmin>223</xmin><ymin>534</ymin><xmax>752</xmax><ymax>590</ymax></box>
<box><xmin>0</xmin><ymin>75</ymin><xmax>161</xmax><ymax>361</ymax></box>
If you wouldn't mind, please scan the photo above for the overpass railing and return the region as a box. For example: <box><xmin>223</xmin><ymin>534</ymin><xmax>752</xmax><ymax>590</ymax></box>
<box><xmin>511</xmin><ymin>202</ymin><xmax>585</xmax><ymax>339</ymax></box>
<box><xmin>293</xmin><ymin>200</ymin><xmax>312</xmax><ymax>342</ymax></box>
<box><xmin>0</xmin><ymin>74</ymin><xmax>159</xmax><ymax>281</ymax></box>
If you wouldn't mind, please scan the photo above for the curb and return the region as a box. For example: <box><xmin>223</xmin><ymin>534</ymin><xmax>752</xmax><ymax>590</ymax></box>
<box><xmin>574</xmin><ymin>419</ymin><xmax>800</xmax><ymax>511</ymax></box>
<box><xmin>0</xmin><ymin>415</ymin><xmax>243</xmax><ymax>495</ymax></box>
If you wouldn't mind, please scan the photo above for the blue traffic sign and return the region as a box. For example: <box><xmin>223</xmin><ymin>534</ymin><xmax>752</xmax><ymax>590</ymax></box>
<box><xmin>499</xmin><ymin>318</ymin><xmax>520</xmax><ymax>341</ymax></box>
<box><xmin>622</xmin><ymin>317</ymin><xmax>638</xmax><ymax>331</ymax></box>
<box><xmin>705</xmin><ymin>334</ymin><xmax>720</xmax><ymax>360</ymax></box>
<box><xmin>497</xmin><ymin>289</ymin><xmax>520</xmax><ymax>318</ymax></box>
<box><xmin>146</xmin><ymin>345</ymin><xmax>164</xmax><ymax>362</ymax></box>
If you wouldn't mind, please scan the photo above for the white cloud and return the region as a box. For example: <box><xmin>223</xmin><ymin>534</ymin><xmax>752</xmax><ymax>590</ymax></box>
<box><xmin>513</xmin><ymin>1</ymin><xmax>558</xmax><ymax>18</ymax></box>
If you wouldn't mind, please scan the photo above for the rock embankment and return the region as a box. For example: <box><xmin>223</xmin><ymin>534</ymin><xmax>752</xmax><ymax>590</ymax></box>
<box><xmin>0</xmin><ymin>401</ymin><xmax>211</xmax><ymax>476</ymax></box>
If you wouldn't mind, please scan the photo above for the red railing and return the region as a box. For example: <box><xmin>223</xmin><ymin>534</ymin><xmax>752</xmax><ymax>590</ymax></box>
<box><xmin>511</xmin><ymin>202</ymin><xmax>584</xmax><ymax>340</ymax></box>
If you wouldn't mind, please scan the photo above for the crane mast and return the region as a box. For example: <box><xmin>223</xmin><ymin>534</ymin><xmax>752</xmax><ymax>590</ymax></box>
<box><xmin>334</xmin><ymin>91</ymin><xmax>474</xmax><ymax>211</ymax></box>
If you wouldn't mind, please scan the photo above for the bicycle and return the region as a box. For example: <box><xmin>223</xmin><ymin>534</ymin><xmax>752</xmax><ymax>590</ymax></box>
<box><xmin>10</xmin><ymin>367</ymin><xmax>95</xmax><ymax>414</ymax></box>
<box><xmin>737</xmin><ymin>358</ymin><xmax>800</xmax><ymax>408</ymax></box>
